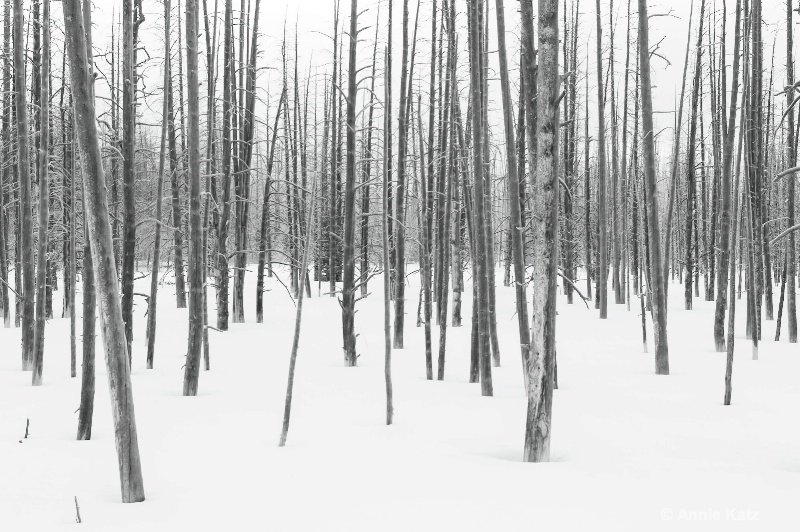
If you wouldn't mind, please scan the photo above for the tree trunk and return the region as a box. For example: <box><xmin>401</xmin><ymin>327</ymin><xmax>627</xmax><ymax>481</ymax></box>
<box><xmin>495</xmin><ymin>0</ymin><xmax>531</xmax><ymax>392</ymax></box>
<box><xmin>63</xmin><ymin>0</ymin><xmax>145</xmax><ymax>502</ymax></box>
<box><xmin>595</xmin><ymin>0</ymin><xmax>609</xmax><ymax>318</ymax></box>
<box><xmin>147</xmin><ymin>0</ymin><xmax>172</xmax><ymax>370</ymax></box>
<box><xmin>121</xmin><ymin>0</ymin><xmax>137</xmax><ymax>358</ymax></box>
<box><xmin>14</xmin><ymin>0</ymin><xmax>35</xmax><ymax>369</ymax></box>
<box><xmin>639</xmin><ymin>0</ymin><xmax>669</xmax><ymax>375</ymax></box>
<box><xmin>216</xmin><ymin>0</ymin><xmax>234</xmax><ymax>330</ymax></box>
<box><xmin>32</xmin><ymin>0</ymin><xmax>50</xmax><ymax>386</ymax></box>
<box><xmin>525</xmin><ymin>0</ymin><xmax>559</xmax><ymax>462</ymax></box>
<box><xmin>341</xmin><ymin>0</ymin><xmax>358</xmax><ymax>367</ymax></box>
<box><xmin>467</xmin><ymin>0</ymin><xmax>492</xmax><ymax>396</ymax></box>
<box><xmin>785</xmin><ymin>0</ymin><xmax>797</xmax><ymax>342</ymax></box>
<box><xmin>713</xmin><ymin>0</ymin><xmax>741</xmax><ymax>351</ymax></box>
<box><xmin>183</xmin><ymin>0</ymin><xmax>204</xmax><ymax>396</ymax></box>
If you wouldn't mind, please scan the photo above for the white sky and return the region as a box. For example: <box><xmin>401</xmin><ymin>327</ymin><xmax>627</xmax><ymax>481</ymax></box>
<box><xmin>65</xmin><ymin>0</ymin><xmax>787</xmax><ymax>160</ymax></box>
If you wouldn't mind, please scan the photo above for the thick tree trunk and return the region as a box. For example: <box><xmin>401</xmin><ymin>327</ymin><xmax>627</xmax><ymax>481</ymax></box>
<box><xmin>14</xmin><ymin>0</ymin><xmax>35</xmax><ymax>369</ymax></box>
<box><xmin>525</xmin><ymin>0</ymin><xmax>559</xmax><ymax>462</ymax></box>
<box><xmin>63</xmin><ymin>0</ymin><xmax>145</xmax><ymax>502</ymax></box>
<box><xmin>183</xmin><ymin>0</ymin><xmax>204</xmax><ymax>395</ymax></box>
<box><xmin>639</xmin><ymin>0</ymin><xmax>669</xmax><ymax>375</ymax></box>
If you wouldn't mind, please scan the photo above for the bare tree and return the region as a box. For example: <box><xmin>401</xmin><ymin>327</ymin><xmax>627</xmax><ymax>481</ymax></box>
<box><xmin>638</xmin><ymin>0</ymin><xmax>669</xmax><ymax>375</ymax></box>
<box><xmin>14</xmin><ymin>0</ymin><xmax>35</xmax><ymax>369</ymax></box>
<box><xmin>62</xmin><ymin>0</ymin><xmax>145</xmax><ymax>502</ymax></box>
<box><xmin>525</xmin><ymin>0</ymin><xmax>559</xmax><ymax>462</ymax></box>
<box><xmin>32</xmin><ymin>0</ymin><xmax>51</xmax><ymax>386</ymax></box>
<box><xmin>340</xmin><ymin>0</ymin><xmax>359</xmax><ymax>366</ymax></box>
<box><xmin>183</xmin><ymin>0</ymin><xmax>204</xmax><ymax>395</ymax></box>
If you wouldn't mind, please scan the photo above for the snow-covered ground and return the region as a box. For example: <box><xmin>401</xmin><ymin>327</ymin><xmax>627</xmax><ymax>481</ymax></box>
<box><xmin>1</xmin><ymin>266</ymin><xmax>797</xmax><ymax>531</ymax></box>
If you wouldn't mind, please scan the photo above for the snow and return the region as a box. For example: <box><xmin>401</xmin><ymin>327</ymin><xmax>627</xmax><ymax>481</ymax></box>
<box><xmin>1</xmin><ymin>267</ymin><xmax>798</xmax><ymax>531</ymax></box>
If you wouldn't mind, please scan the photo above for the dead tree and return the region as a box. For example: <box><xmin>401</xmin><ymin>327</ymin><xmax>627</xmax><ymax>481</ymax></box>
<box><xmin>63</xmin><ymin>0</ymin><xmax>145</xmax><ymax>502</ymax></box>
<box><xmin>146</xmin><ymin>0</ymin><xmax>172</xmax><ymax>370</ymax></box>
<box><xmin>183</xmin><ymin>0</ymin><xmax>204</xmax><ymax>395</ymax></box>
<box><xmin>784</xmin><ymin>0</ymin><xmax>796</xmax><ymax>342</ymax></box>
<box><xmin>393</xmin><ymin>0</ymin><xmax>411</xmax><ymax>349</ymax></box>
<box><xmin>525</xmin><ymin>0</ymin><xmax>559</xmax><ymax>462</ymax></box>
<box><xmin>638</xmin><ymin>0</ymin><xmax>669</xmax><ymax>375</ymax></box>
<box><xmin>121</xmin><ymin>0</ymin><xmax>137</xmax><ymax>357</ymax></box>
<box><xmin>32</xmin><ymin>0</ymin><xmax>51</xmax><ymax>386</ymax></box>
<box><xmin>595</xmin><ymin>0</ymin><xmax>609</xmax><ymax>318</ymax></box>
<box><xmin>684</xmin><ymin>0</ymin><xmax>706</xmax><ymax>310</ymax></box>
<box><xmin>14</xmin><ymin>0</ymin><xmax>35</xmax><ymax>369</ymax></box>
<box><xmin>340</xmin><ymin>0</ymin><xmax>358</xmax><ymax>366</ymax></box>
<box><xmin>713</xmin><ymin>0</ymin><xmax>742</xmax><ymax>350</ymax></box>
<box><xmin>467</xmin><ymin>0</ymin><xmax>492</xmax><ymax>396</ymax></box>
<box><xmin>216</xmin><ymin>0</ymin><xmax>234</xmax><ymax>330</ymax></box>
<box><xmin>494</xmin><ymin>0</ymin><xmax>530</xmax><ymax>387</ymax></box>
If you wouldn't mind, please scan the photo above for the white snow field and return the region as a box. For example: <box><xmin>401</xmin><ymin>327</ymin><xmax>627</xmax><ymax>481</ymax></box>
<box><xmin>1</xmin><ymin>266</ymin><xmax>798</xmax><ymax>531</ymax></box>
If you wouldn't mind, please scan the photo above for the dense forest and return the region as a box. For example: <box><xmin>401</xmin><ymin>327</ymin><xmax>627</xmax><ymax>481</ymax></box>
<box><xmin>1</xmin><ymin>0</ymin><xmax>797</xmax><ymax>525</ymax></box>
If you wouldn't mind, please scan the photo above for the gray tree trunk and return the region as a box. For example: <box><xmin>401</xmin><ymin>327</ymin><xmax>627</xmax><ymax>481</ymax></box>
<box><xmin>525</xmin><ymin>0</ymin><xmax>559</xmax><ymax>462</ymax></box>
<box><xmin>62</xmin><ymin>0</ymin><xmax>145</xmax><ymax>502</ymax></box>
<box><xmin>638</xmin><ymin>0</ymin><xmax>670</xmax><ymax>375</ymax></box>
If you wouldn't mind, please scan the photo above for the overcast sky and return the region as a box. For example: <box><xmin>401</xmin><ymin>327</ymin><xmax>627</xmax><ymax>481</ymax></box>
<box><xmin>71</xmin><ymin>0</ymin><xmax>786</xmax><ymax>159</ymax></box>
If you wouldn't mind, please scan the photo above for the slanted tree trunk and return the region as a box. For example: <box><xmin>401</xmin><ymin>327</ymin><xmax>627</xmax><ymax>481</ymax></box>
<box><xmin>62</xmin><ymin>0</ymin><xmax>145</xmax><ymax>501</ymax></box>
<box><xmin>494</xmin><ymin>0</ymin><xmax>531</xmax><ymax>391</ymax></box>
<box><xmin>278</xmin><ymin>178</ymin><xmax>317</xmax><ymax>447</ymax></box>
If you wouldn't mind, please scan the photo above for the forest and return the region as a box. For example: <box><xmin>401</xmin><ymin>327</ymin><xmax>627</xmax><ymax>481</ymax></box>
<box><xmin>1</xmin><ymin>0</ymin><xmax>797</xmax><ymax>529</ymax></box>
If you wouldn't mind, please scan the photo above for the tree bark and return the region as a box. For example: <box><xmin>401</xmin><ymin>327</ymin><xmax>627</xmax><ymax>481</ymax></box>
<box><xmin>183</xmin><ymin>0</ymin><xmax>204</xmax><ymax>395</ymax></box>
<box><xmin>639</xmin><ymin>0</ymin><xmax>670</xmax><ymax>375</ymax></box>
<box><xmin>63</xmin><ymin>0</ymin><xmax>145</xmax><ymax>502</ymax></box>
<box><xmin>14</xmin><ymin>0</ymin><xmax>35</xmax><ymax>369</ymax></box>
<box><xmin>32</xmin><ymin>0</ymin><xmax>50</xmax><ymax>386</ymax></box>
<box><xmin>341</xmin><ymin>0</ymin><xmax>358</xmax><ymax>366</ymax></box>
<box><xmin>525</xmin><ymin>0</ymin><xmax>559</xmax><ymax>462</ymax></box>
